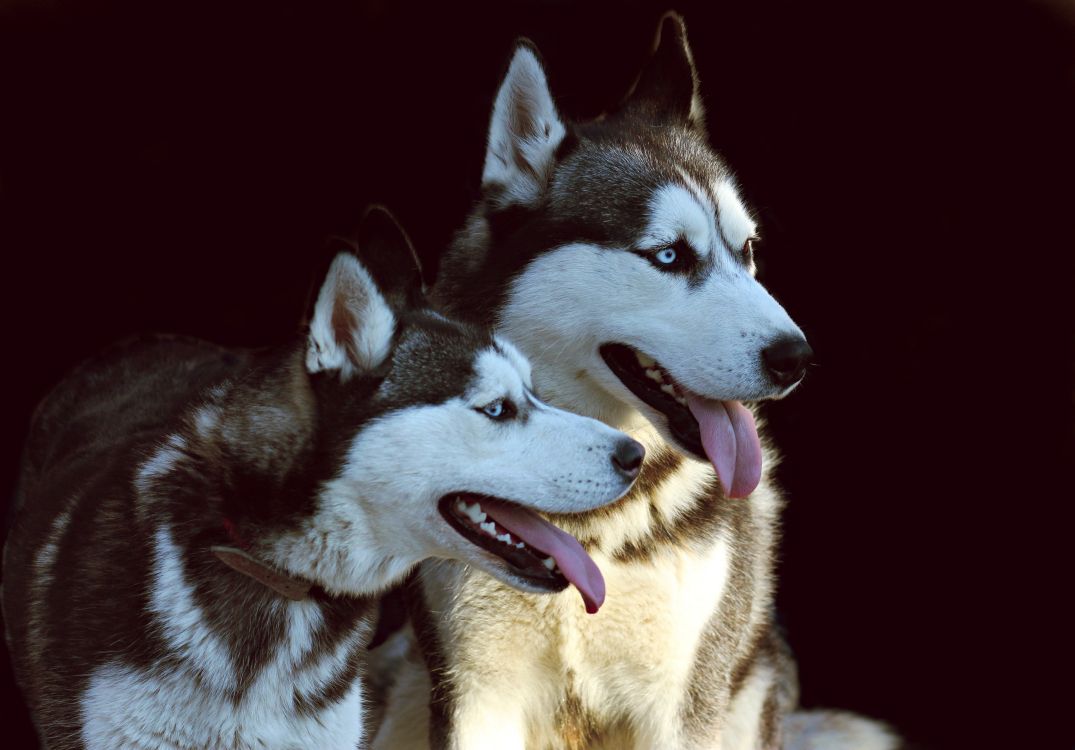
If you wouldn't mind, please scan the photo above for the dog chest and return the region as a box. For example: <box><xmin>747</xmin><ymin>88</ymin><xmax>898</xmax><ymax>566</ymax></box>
<box><xmin>552</xmin><ymin>539</ymin><xmax>733</xmax><ymax>715</ymax></box>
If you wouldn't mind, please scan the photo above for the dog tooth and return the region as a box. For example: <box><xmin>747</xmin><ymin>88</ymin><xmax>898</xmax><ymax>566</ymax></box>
<box><xmin>464</xmin><ymin>503</ymin><xmax>487</xmax><ymax>524</ymax></box>
<box><xmin>636</xmin><ymin>352</ymin><xmax>657</xmax><ymax>368</ymax></box>
<box><xmin>480</xmin><ymin>521</ymin><xmax>497</xmax><ymax>537</ymax></box>
<box><xmin>456</xmin><ymin>499</ymin><xmax>467</xmax><ymax>513</ymax></box>
<box><xmin>496</xmin><ymin>533</ymin><xmax>513</xmax><ymax>544</ymax></box>
<box><xmin>515</xmin><ymin>541</ymin><xmax>525</xmax><ymax>549</ymax></box>
<box><xmin>542</xmin><ymin>556</ymin><xmax>556</xmax><ymax>570</ymax></box>
<box><xmin>645</xmin><ymin>369</ymin><xmax>664</xmax><ymax>383</ymax></box>
<box><xmin>660</xmin><ymin>383</ymin><xmax>677</xmax><ymax>398</ymax></box>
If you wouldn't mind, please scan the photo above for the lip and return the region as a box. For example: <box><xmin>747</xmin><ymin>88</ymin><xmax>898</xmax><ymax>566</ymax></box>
<box><xmin>437</xmin><ymin>494</ymin><xmax>569</xmax><ymax>593</ymax></box>
<box><xmin>598</xmin><ymin>342</ymin><xmax>707</xmax><ymax>461</ymax></box>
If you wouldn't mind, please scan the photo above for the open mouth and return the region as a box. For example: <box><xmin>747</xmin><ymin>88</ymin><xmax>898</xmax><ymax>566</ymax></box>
<box><xmin>437</xmin><ymin>494</ymin><xmax>605</xmax><ymax>613</ymax></box>
<box><xmin>598</xmin><ymin>342</ymin><xmax>764</xmax><ymax>499</ymax></box>
<box><xmin>599</xmin><ymin>343</ymin><xmax>705</xmax><ymax>459</ymax></box>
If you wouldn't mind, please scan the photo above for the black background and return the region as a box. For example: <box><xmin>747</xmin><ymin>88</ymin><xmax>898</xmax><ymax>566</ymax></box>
<box><xmin>1</xmin><ymin>1</ymin><xmax>1072</xmax><ymax>748</ymax></box>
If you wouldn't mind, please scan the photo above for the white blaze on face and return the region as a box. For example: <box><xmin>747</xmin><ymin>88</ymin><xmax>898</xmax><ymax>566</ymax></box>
<box><xmin>342</xmin><ymin>341</ymin><xmax>630</xmax><ymax>522</ymax></box>
<box><xmin>499</xmin><ymin>179</ymin><xmax>807</xmax><ymax>420</ymax></box>
<box><xmin>639</xmin><ymin>182</ymin><xmax>717</xmax><ymax>259</ymax></box>
<box><xmin>712</xmin><ymin>180</ymin><xmax>757</xmax><ymax>266</ymax></box>
<box><xmin>295</xmin><ymin>340</ymin><xmax>634</xmax><ymax>598</ymax></box>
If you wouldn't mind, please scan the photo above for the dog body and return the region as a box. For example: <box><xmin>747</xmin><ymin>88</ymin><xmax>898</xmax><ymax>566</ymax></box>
<box><xmin>377</xmin><ymin>16</ymin><xmax>899</xmax><ymax>750</ymax></box>
<box><xmin>3</xmin><ymin>210</ymin><xmax>639</xmax><ymax>749</ymax></box>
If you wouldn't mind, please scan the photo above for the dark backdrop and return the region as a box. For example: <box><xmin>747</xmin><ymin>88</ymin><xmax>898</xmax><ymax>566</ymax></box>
<box><xmin>1</xmin><ymin>1</ymin><xmax>1072</xmax><ymax>748</ymax></box>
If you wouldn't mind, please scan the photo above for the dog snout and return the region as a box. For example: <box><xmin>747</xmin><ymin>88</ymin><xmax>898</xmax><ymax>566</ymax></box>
<box><xmin>761</xmin><ymin>335</ymin><xmax>813</xmax><ymax>387</ymax></box>
<box><xmin>611</xmin><ymin>438</ymin><xmax>645</xmax><ymax>479</ymax></box>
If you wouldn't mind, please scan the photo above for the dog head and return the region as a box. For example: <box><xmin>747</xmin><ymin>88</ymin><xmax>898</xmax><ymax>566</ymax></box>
<box><xmin>435</xmin><ymin>14</ymin><xmax>810</xmax><ymax>497</ymax></box>
<box><xmin>271</xmin><ymin>207</ymin><xmax>640</xmax><ymax>609</ymax></box>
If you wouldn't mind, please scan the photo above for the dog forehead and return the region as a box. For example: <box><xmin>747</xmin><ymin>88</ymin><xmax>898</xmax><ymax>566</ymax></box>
<box><xmin>548</xmin><ymin>130</ymin><xmax>740</xmax><ymax>249</ymax></box>
<box><xmin>467</xmin><ymin>345</ymin><xmax>529</xmax><ymax>403</ymax></box>
<box><xmin>380</xmin><ymin>321</ymin><xmax>489</xmax><ymax>404</ymax></box>
<box><xmin>642</xmin><ymin>183</ymin><xmax>712</xmax><ymax>250</ymax></box>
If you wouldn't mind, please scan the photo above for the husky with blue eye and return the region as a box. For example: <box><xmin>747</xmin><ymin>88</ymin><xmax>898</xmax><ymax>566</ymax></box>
<box><xmin>376</xmin><ymin>13</ymin><xmax>903</xmax><ymax>750</ymax></box>
<box><xmin>1</xmin><ymin>207</ymin><xmax>642</xmax><ymax>750</ymax></box>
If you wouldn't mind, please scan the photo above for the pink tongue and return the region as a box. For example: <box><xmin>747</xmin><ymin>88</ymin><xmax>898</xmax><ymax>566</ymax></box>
<box><xmin>685</xmin><ymin>396</ymin><xmax>763</xmax><ymax>498</ymax></box>
<box><xmin>477</xmin><ymin>497</ymin><xmax>605</xmax><ymax>614</ymax></box>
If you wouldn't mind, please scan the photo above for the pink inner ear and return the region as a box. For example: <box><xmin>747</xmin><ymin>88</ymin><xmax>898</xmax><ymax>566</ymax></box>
<box><xmin>331</xmin><ymin>296</ymin><xmax>357</xmax><ymax>360</ymax></box>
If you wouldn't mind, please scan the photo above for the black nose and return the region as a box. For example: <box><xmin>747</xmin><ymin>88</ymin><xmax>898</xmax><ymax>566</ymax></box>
<box><xmin>611</xmin><ymin>439</ymin><xmax>645</xmax><ymax>479</ymax></box>
<box><xmin>762</xmin><ymin>336</ymin><xmax>813</xmax><ymax>387</ymax></box>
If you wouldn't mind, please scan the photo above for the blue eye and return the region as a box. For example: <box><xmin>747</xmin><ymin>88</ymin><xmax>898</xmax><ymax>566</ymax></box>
<box><xmin>479</xmin><ymin>400</ymin><xmax>517</xmax><ymax>420</ymax></box>
<box><xmin>655</xmin><ymin>247</ymin><xmax>677</xmax><ymax>265</ymax></box>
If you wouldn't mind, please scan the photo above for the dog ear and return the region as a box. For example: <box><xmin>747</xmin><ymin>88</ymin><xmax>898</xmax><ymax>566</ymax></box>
<box><xmin>618</xmin><ymin>12</ymin><xmax>705</xmax><ymax>131</ymax></box>
<box><xmin>481</xmin><ymin>40</ymin><xmax>566</xmax><ymax>208</ymax></box>
<box><xmin>306</xmin><ymin>251</ymin><xmax>397</xmax><ymax>379</ymax></box>
<box><xmin>355</xmin><ymin>205</ymin><xmax>426</xmax><ymax>311</ymax></box>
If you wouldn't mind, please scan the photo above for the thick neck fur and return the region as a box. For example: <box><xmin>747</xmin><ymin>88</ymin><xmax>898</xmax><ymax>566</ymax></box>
<box><xmin>142</xmin><ymin>343</ymin><xmax>413</xmax><ymax>599</ymax></box>
<box><xmin>132</xmin><ymin>341</ymin><xmax>380</xmax><ymax>653</ymax></box>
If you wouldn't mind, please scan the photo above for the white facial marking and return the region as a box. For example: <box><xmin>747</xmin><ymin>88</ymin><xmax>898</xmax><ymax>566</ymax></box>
<box><xmin>498</xmin><ymin>177</ymin><xmax>805</xmax><ymax>434</ymax></box>
<box><xmin>467</xmin><ymin>347</ymin><xmax>529</xmax><ymax>408</ymax></box>
<box><xmin>492</xmin><ymin>336</ymin><xmax>534</xmax><ymax>388</ymax></box>
<box><xmin>639</xmin><ymin>183</ymin><xmax>714</xmax><ymax>259</ymax></box>
<box><xmin>714</xmin><ymin>179</ymin><xmax>757</xmax><ymax>255</ymax></box>
<box><xmin>275</xmin><ymin>344</ymin><xmax>633</xmax><ymax>596</ymax></box>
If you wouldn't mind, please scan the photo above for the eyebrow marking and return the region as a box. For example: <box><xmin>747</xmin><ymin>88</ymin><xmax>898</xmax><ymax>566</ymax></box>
<box><xmin>713</xmin><ymin>193</ymin><xmax>735</xmax><ymax>257</ymax></box>
<box><xmin>673</xmin><ymin>167</ymin><xmax>721</xmax><ymax>257</ymax></box>
<box><xmin>713</xmin><ymin>180</ymin><xmax>757</xmax><ymax>267</ymax></box>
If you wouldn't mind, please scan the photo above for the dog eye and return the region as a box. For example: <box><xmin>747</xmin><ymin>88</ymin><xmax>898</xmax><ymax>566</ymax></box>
<box><xmin>648</xmin><ymin>240</ymin><xmax>694</xmax><ymax>272</ymax></box>
<box><xmin>655</xmin><ymin>247</ymin><xmax>677</xmax><ymax>265</ymax></box>
<box><xmin>480</xmin><ymin>400</ymin><xmax>516</xmax><ymax>421</ymax></box>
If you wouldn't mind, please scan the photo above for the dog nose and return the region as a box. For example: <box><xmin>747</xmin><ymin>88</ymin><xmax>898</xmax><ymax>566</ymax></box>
<box><xmin>611</xmin><ymin>439</ymin><xmax>645</xmax><ymax>479</ymax></box>
<box><xmin>762</xmin><ymin>336</ymin><xmax>813</xmax><ymax>386</ymax></box>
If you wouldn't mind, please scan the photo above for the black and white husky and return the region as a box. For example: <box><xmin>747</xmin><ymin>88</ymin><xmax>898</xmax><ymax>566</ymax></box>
<box><xmin>2</xmin><ymin>207</ymin><xmax>643</xmax><ymax>749</ymax></box>
<box><xmin>376</xmin><ymin>14</ymin><xmax>902</xmax><ymax>750</ymax></box>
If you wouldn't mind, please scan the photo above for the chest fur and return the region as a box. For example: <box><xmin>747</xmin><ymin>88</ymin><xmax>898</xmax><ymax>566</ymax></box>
<box><xmin>426</xmin><ymin>536</ymin><xmax>733</xmax><ymax>745</ymax></box>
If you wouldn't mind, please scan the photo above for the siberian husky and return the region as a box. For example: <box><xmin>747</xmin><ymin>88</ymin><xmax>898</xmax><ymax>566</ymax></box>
<box><xmin>376</xmin><ymin>14</ymin><xmax>902</xmax><ymax>750</ymax></box>
<box><xmin>2</xmin><ymin>207</ymin><xmax>643</xmax><ymax>749</ymax></box>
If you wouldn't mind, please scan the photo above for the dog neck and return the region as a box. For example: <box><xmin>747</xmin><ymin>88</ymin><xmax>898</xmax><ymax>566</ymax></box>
<box><xmin>211</xmin><ymin>517</ymin><xmax>313</xmax><ymax>601</ymax></box>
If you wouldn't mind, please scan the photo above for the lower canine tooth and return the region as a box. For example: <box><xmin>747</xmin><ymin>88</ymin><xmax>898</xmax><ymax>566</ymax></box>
<box><xmin>542</xmin><ymin>556</ymin><xmax>556</xmax><ymax>570</ymax></box>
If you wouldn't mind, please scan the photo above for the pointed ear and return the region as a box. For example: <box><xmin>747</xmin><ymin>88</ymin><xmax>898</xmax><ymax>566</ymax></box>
<box><xmin>306</xmin><ymin>252</ymin><xmax>396</xmax><ymax>379</ymax></box>
<box><xmin>481</xmin><ymin>40</ymin><xmax>567</xmax><ymax>207</ymax></box>
<box><xmin>619</xmin><ymin>12</ymin><xmax>705</xmax><ymax>130</ymax></box>
<box><xmin>355</xmin><ymin>205</ymin><xmax>426</xmax><ymax>311</ymax></box>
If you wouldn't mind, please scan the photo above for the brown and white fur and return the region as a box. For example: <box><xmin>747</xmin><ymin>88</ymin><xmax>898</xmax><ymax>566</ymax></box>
<box><xmin>2</xmin><ymin>208</ymin><xmax>641</xmax><ymax>749</ymax></box>
<box><xmin>374</xmin><ymin>14</ymin><xmax>902</xmax><ymax>750</ymax></box>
